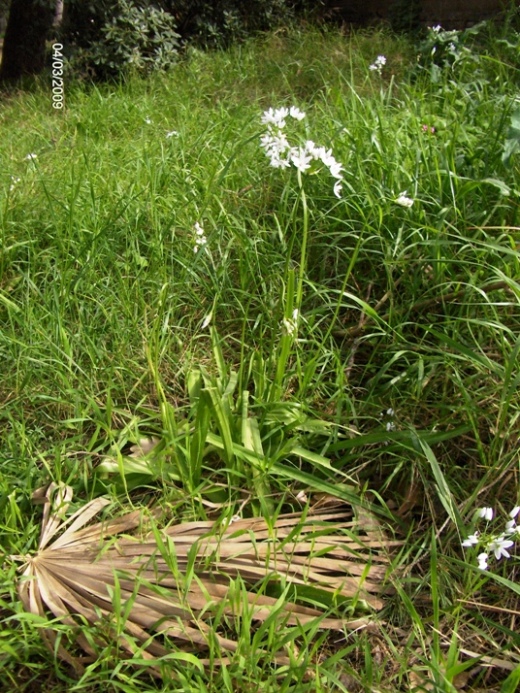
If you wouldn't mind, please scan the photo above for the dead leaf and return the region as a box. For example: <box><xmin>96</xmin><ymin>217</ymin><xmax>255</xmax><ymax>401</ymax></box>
<box><xmin>13</xmin><ymin>483</ymin><xmax>401</xmax><ymax>676</ymax></box>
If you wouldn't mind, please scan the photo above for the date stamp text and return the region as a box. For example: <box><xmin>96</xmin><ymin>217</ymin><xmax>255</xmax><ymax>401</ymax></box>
<box><xmin>51</xmin><ymin>43</ymin><xmax>64</xmax><ymax>110</ymax></box>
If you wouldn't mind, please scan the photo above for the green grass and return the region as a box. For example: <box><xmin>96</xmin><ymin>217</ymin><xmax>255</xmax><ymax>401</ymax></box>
<box><xmin>1</xmin><ymin>18</ymin><xmax>520</xmax><ymax>691</ymax></box>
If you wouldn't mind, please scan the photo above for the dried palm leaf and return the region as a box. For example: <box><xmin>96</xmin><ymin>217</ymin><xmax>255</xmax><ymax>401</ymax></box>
<box><xmin>13</xmin><ymin>483</ymin><xmax>400</xmax><ymax>676</ymax></box>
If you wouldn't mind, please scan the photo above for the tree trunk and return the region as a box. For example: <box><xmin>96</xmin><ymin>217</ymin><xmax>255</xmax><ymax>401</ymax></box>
<box><xmin>0</xmin><ymin>0</ymin><xmax>55</xmax><ymax>83</ymax></box>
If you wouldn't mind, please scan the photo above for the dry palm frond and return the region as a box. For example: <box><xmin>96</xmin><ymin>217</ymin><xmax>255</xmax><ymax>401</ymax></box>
<box><xmin>13</xmin><ymin>483</ymin><xmax>401</xmax><ymax>676</ymax></box>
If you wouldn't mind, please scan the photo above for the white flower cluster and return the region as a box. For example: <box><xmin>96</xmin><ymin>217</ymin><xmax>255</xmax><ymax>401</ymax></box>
<box><xmin>369</xmin><ymin>55</ymin><xmax>386</xmax><ymax>75</ymax></box>
<box><xmin>260</xmin><ymin>106</ymin><xmax>344</xmax><ymax>198</ymax></box>
<box><xmin>462</xmin><ymin>506</ymin><xmax>520</xmax><ymax>571</ymax></box>
<box><xmin>193</xmin><ymin>221</ymin><xmax>207</xmax><ymax>253</ymax></box>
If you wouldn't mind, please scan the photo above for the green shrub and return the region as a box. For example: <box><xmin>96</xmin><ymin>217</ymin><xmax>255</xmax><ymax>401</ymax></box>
<box><xmin>66</xmin><ymin>0</ymin><xmax>180</xmax><ymax>79</ymax></box>
<box><xmin>61</xmin><ymin>0</ymin><xmax>315</xmax><ymax>79</ymax></box>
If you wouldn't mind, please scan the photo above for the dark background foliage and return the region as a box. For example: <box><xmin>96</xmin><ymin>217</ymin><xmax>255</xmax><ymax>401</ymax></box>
<box><xmin>55</xmin><ymin>0</ymin><xmax>318</xmax><ymax>79</ymax></box>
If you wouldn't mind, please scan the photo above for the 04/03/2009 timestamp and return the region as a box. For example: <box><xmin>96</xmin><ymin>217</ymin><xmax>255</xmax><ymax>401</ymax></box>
<box><xmin>51</xmin><ymin>43</ymin><xmax>64</xmax><ymax>109</ymax></box>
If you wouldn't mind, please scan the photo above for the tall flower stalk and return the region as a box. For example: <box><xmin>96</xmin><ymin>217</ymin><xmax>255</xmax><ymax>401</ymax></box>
<box><xmin>260</xmin><ymin>106</ymin><xmax>343</xmax><ymax>400</ymax></box>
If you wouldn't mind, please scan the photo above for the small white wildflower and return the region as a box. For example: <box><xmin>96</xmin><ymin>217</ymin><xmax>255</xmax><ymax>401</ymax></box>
<box><xmin>431</xmin><ymin>25</ymin><xmax>442</xmax><ymax>33</ymax></box>
<box><xmin>144</xmin><ymin>117</ymin><xmax>152</xmax><ymax>124</ymax></box>
<box><xmin>386</xmin><ymin>408</ymin><xmax>394</xmax><ymax>417</ymax></box>
<box><xmin>333</xmin><ymin>180</ymin><xmax>342</xmax><ymax>198</ymax></box>
<box><xmin>386</xmin><ymin>421</ymin><xmax>396</xmax><ymax>432</ymax></box>
<box><xmin>477</xmin><ymin>507</ymin><xmax>494</xmax><ymax>522</ymax></box>
<box><xmin>318</xmin><ymin>148</ymin><xmax>336</xmax><ymax>167</ymax></box>
<box><xmin>289</xmin><ymin>106</ymin><xmax>306</xmax><ymax>121</ymax></box>
<box><xmin>261</xmin><ymin>106</ymin><xmax>289</xmax><ymax>129</ymax></box>
<box><xmin>369</xmin><ymin>55</ymin><xmax>386</xmax><ymax>74</ymax></box>
<box><xmin>395</xmin><ymin>193</ymin><xmax>414</xmax><ymax>208</ymax></box>
<box><xmin>230</xmin><ymin>514</ymin><xmax>241</xmax><ymax>524</ymax></box>
<box><xmin>166</xmin><ymin>130</ymin><xmax>179</xmax><ymax>138</ymax></box>
<box><xmin>487</xmin><ymin>535</ymin><xmax>514</xmax><ymax>560</ymax></box>
<box><xmin>304</xmin><ymin>140</ymin><xmax>318</xmax><ymax>156</ymax></box>
<box><xmin>290</xmin><ymin>147</ymin><xmax>313</xmax><ymax>173</ymax></box>
<box><xmin>328</xmin><ymin>160</ymin><xmax>344</xmax><ymax>180</ymax></box>
<box><xmin>25</xmin><ymin>153</ymin><xmax>37</xmax><ymax>161</ymax></box>
<box><xmin>262</xmin><ymin>131</ymin><xmax>290</xmax><ymax>156</ymax></box>
<box><xmin>477</xmin><ymin>552</ymin><xmax>488</xmax><ymax>570</ymax></box>
<box><xmin>295</xmin><ymin>490</ymin><xmax>308</xmax><ymax>503</ymax></box>
<box><xmin>269</xmin><ymin>153</ymin><xmax>291</xmax><ymax>169</ymax></box>
<box><xmin>306</xmin><ymin>143</ymin><xmax>323</xmax><ymax>159</ymax></box>
<box><xmin>448</xmin><ymin>42</ymin><xmax>457</xmax><ymax>52</ymax></box>
<box><xmin>9</xmin><ymin>176</ymin><xmax>21</xmax><ymax>191</ymax></box>
<box><xmin>510</xmin><ymin>506</ymin><xmax>520</xmax><ymax>519</ymax></box>
<box><xmin>462</xmin><ymin>532</ymin><xmax>479</xmax><ymax>548</ymax></box>
<box><xmin>193</xmin><ymin>222</ymin><xmax>207</xmax><ymax>253</ymax></box>
<box><xmin>505</xmin><ymin>519</ymin><xmax>516</xmax><ymax>532</ymax></box>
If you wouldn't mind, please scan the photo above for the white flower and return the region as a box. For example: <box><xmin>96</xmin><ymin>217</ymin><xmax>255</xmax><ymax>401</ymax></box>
<box><xmin>431</xmin><ymin>25</ymin><xmax>442</xmax><ymax>33</ymax></box>
<box><xmin>144</xmin><ymin>117</ymin><xmax>152</xmax><ymax>125</ymax></box>
<box><xmin>333</xmin><ymin>180</ymin><xmax>342</xmax><ymax>198</ymax></box>
<box><xmin>368</xmin><ymin>55</ymin><xmax>386</xmax><ymax>74</ymax></box>
<box><xmin>477</xmin><ymin>552</ymin><xmax>488</xmax><ymax>570</ymax></box>
<box><xmin>487</xmin><ymin>535</ymin><xmax>514</xmax><ymax>560</ymax></box>
<box><xmin>318</xmin><ymin>148</ymin><xmax>335</xmax><ymax>166</ymax></box>
<box><xmin>261</xmin><ymin>131</ymin><xmax>290</xmax><ymax>156</ymax></box>
<box><xmin>328</xmin><ymin>160</ymin><xmax>344</xmax><ymax>180</ymax></box>
<box><xmin>166</xmin><ymin>130</ymin><xmax>179</xmax><ymax>138</ymax></box>
<box><xmin>25</xmin><ymin>153</ymin><xmax>37</xmax><ymax>161</ymax></box>
<box><xmin>290</xmin><ymin>147</ymin><xmax>313</xmax><ymax>173</ymax></box>
<box><xmin>289</xmin><ymin>106</ymin><xmax>306</xmax><ymax>121</ymax></box>
<box><xmin>386</xmin><ymin>408</ymin><xmax>394</xmax><ymax>417</ymax></box>
<box><xmin>261</xmin><ymin>107</ymin><xmax>289</xmax><ymax>129</ymax></box>
<box><xmin>295</xmin><ymin>490</ymin><xmax>308</xmax><ymax>503</ymax></box>
<box><xmin>395</xmin><ymin>193</ymin><xmax>414</xmax><ymax>208</ymax></box>
<box><xmin>304</xmin><ymin>140</ymin><xmax>318</xmax><ymax>155</ymax></box>
<box><xmin>369</xmin><ymin>55</ymin><xmax>386</xmax><ymax>74</ymax></box>
<box><xmin>269</xmin><ymin>154</ymin><xmax>291</xmax><ymax>169</ymax></box>
<box><xmin>193</xmin><ymin>222</ymin><xmax>207</xmax><ymax>252</ymax></box>
<box><xmin>477</xmin><ymin>507</ymin><xmax>494</xmax><ymax>522</ymax></box>
<box><xmin>510</xmin><ymin>506</ymin><xmax>520</xmax><ymax>519</ymax></box>
<box><xmin>386</xmin><ymin>421</ymin><xmax>395</xmax><ymax>432</ymax></box>
<box><xmin>462</xmin><ymin>533</ymin><xmax>479</xmax><ymax>548</ymax></box>
<box><xmin>9</xmin><ymin>176</ymin><xmax>21</xmax><ymax>191</ymax></box>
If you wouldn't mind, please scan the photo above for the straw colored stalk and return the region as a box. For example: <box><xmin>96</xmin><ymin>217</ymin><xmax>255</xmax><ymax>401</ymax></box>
<box><xmin>14</xmin><ymin>483</ymin><xmax>400</xmax><ymax>675</ymax></box>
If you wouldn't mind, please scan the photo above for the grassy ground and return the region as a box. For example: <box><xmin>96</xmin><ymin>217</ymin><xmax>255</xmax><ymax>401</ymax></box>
<box><xmin>1</xmin><ymin>18</ymin><xmax>520</xmax><ymax>692</ymax></box>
